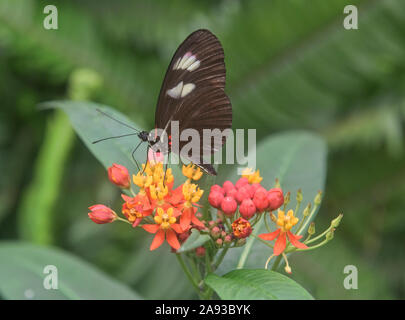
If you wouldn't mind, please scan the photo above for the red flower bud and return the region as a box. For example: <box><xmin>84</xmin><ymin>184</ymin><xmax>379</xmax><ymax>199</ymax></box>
<box><xmin>211</xmin><ymin>226</ymin><xmax>221</xmax><ymax>238</ymax></box>
<box><xmin>208</xmin><ymin>191</ymin><xmax>224</xmax><ymax>209</ymax></box>
<box><xmin>108</xmin><ymin>163</ymin><xmax>130</xmax><ymax>189</ymax></box>
<box><xmin>88</xmin><ymin>204</ymin><xmax>116</xmax><ymax>224</ymax></box>
<box><xmin>222</xmin><ymin>180</ymin><xmax>235</xmax><ymax>193</ymax></box>
<box><xmin>250</xmin><ymin>183</ymin><xmax>263</xmax><ymax>197</ymax></box>
<box><xmin>226</xmin><ymin>188</ymin><xmax>238</xmax><ymax>198</ymax></box>
<box><xmin>267</xmin><ymin>188</ymin><xmax>284</xmax><ymax>211</ymax></box>
<box><xmin>221</xmin><ymin>196</ymin><xmax>238</xmax><ymax>216</ymax></box>
<box><xmin>195</xmin><ymin>246</ymin><xmax>206</xmax><ymax>257</ymax></box>
<box><xmin>239</xmin><ymin>198</ymin><xmax>256</xmax><ymax>219</ymax></box>
<box><xmin>224</xmin><ymin>234</ymin><xmax>233</xmax><ymax>244</ymax></box>
<box><xmin>216</xmin><ymin>238</ymin><xmax>223</xmax><ymax>247</ymax></box>
<box><xmin>253</xmin><ymin>188</ymin><xmax>269</xmax><ymax>212</ymax></box>
<box><xmin>235</xmin><ymin>177</ymin><xmax>249</xmax><ymax>190</ymax></box>
<box><xmin>235</xmin><ymin>185</ymin><xmax>252</xmax><ymax>203</ymax></box>
<box><xmin>210</xmin><ymin>184</ymin><xmax>225</xmax><ymax>195</ymax></box>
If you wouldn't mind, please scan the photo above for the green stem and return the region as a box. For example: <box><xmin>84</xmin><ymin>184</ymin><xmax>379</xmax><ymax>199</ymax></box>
<box><xmin>212</xmin><ymin>244</ymin><xmax>230</xmax><ymax>271</ymax></box>
<box><xmin>264</xmin><ymin>213</ymin><xmax>272</xmax><ymax>233</ymax></box>
<box><xmin>176</xmin><ymin>254</ymin><xmax>201</xmax><ymax>296</ymax></box>
<box><xmin>271</xmin><ymin>255</ymin><xmax>283</xmax><ymax>271</ymax></box>
<box><xmin>305</xmin><ymin>225</ymin><xmax>332</xmax><ymax>244</ymax></box>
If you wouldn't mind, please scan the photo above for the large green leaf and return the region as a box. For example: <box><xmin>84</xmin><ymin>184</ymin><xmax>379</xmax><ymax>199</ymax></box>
<box><xmin>205</xmin><ymin>269</ymin><xmax>313</xmax><ymax>300</ymax></box>
<box><xmin>0</xmin><ymin>242</ymin><xmax>140</xmax><ymax>300</ymax></box>
<box><xmin>217</xmin><ymin>131</ymin><xmax>327</xmax><ymax>274</ymax></box>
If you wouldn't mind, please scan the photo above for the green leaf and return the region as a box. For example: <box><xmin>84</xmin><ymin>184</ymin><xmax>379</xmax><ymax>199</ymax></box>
<box><xmin>217</xmin><ymin>131</ymin><xmax>327</xmax><ymax>274</ymax></box>
<box><xmin>205</xmin><ymin>269</ymin><xmax>313</xmax><ymax>300</ymax></box>
<box><xmin>178</xmin><ymin>229</ymin><xmax>210</xmax><ymax>253</ymax></box>
<box><xmin>0</xmin><ymin>242</ymin><xmax>141</xmax><ymax>300</ymax></box>
<box><xmin>45</xmin><ymin>100</ymin><xmax>185</xmax><ymax>182</ymax></box>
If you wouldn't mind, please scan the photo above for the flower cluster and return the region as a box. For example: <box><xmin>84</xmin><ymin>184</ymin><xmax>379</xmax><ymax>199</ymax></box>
<box><xmin>88</xmin><ymin>158</ymin><xmax>342</xmax><ymax>275</ymax></box>
<box><xmin>88</xmin><ymin>151</ymin><xmax>205</xmax><ymax>251</ymax></box>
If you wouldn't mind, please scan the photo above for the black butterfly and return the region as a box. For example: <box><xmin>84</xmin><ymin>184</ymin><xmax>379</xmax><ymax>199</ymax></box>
<box><xmin>94</xmin><ymin>29</ymin><xmax>232</xmax><ymax>175</ymax></box>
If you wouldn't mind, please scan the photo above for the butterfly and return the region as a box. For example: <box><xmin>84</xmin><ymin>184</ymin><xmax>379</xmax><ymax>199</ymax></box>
<box><xmin>94</xmin><ymin>29</ymin><xmax>232</xmax><ymax>175</ymax></box>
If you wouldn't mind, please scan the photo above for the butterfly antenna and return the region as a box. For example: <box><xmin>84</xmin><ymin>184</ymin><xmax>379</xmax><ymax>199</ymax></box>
<box><xmin>95</xmin><ymin>108</ymin><xmax>140</xmax><ymax>133</ymax></box>
<box><xmin>92</xmin><ymin>133</ymin><xmax>139</xmax><ymax>144</ymax></box>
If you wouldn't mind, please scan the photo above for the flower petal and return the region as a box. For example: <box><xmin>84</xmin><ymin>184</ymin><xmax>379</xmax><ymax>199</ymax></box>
<box><xmin>171</xmin><ymin>223</ymin><xmax>184</xmax><ymax>234</ymax></box>
<box><xmin>180</xmin><ymin>208</ymin><xmax>192</xmax><ymax>230</ymax></box>
<box><xmin>121</xmin><ymin>194</ymin><xmax>133</xmax><ymax>202</ymax></box>
<box><xmin>150</xmin><ymin>229</ymin><xmax>165</xmax><ymax>251</ymax></box>
<box><xmin>273</xmin><ymin>231</ymin><xmax>286</xmax><ymax>256</ymax></box>
<box><xmin>132</xmin><ymin>217</ymin><xmax>142</xmax><ymax>228</ymax></box>
<box><xmin>142</xmin><ymin>224</ymin><xmax>160</xmax><ymax>234</ymax></box>
<box><xmin>166</xmin><ymin>229</ymin><xmax>180</xmax><ymax>250</ymax></box>
<box><xmin>258</xmin><ymin>229</ymin><xmax>280</xmax><ymax>241</ymax></box>
<box><xmin>287</xmin><ymin>231</ymin><xmax>308</xmax><ymax>249</ymax></box>
<box><xmin>191</xmin><ymin>214</ymin><xmax>205</xmax><ymax>228</ymax></box>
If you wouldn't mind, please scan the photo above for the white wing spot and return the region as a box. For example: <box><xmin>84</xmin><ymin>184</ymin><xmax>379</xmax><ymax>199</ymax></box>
<box><xmin>166</xmin><ymin>81</ymin><xmax>195</xmax><ymax>98</ymax></box>
<box><xmin>187</xmin><ymin>60</ymin><xmax>200</xmax><ymax>71</ymax></box>
<box><xmin>181</xmin><ymin>83</ymin><xmax>195</xmax><ymax>97</ymax></box>
<box><xmin>173</xmin><ymin>52</ymin><xmax>200</xmax><ymax>71</ymax></box>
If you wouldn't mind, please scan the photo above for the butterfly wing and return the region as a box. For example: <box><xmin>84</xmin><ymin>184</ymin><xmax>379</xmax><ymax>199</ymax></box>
<box><xmin>154</xmin><ymin>29</ymin><xmax>231</xmax><ymax>175</ymax></box>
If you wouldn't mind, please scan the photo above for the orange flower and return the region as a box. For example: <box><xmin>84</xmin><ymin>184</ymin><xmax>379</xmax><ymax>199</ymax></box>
<box><xmin>121</xmin><ymin>194</ymin><xmax>152</xmax><ymax>227</ymax></box>
<box><xmin>175</xmin><ymin>180</ymin><xmax>205</xmax><ymax>230</ymax></box>
<box><xmin>142</xmin><ymin>207</ymin><xmax>183</xmax><ymax>251</ymax></box>
<box><xmin>259</xmin><ymin>209</ymin><xmax>308</xmax><ymax>255</ymax></box>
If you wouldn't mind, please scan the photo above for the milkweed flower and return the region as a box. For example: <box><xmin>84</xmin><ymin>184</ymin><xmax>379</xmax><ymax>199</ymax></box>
<box><xmin>232</xmin><ymin>218</ymin><xmax>252</xmax><ymax>239</ymax></box>
<box><xmin>259</xmin><ymin>209</ymin><xmax>308</xmax><ymax>255</ymax></box>
<box><xmin>221</xmin><ymin>196</ymin><xmax>237</xmax><ymax>216</ymax></box>
<box><xmin>121</xmin><ymin>194</ymin><xmax>153</xmax><ymax>227</ymax></box>
<box><xmin>88</xmin><ymin>204</ymin><xmax>117</xmax><ymax>224</ymax></box>
<box><xmin>142</xmin><ymin>207</ymin><xmax>183</xmax><ymax>250</ymax></box>
<box><xmin>108</xmin><ymin>163</ymin><xmax>130</xmax><ymax>189</ymax></box>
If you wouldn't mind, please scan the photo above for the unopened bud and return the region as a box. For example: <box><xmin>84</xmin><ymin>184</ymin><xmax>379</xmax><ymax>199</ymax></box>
<box><xmin>211</xmin><ymin>226</ymin><xmax>221</xmax><ymax>239</ymax></box>
<box><xmin>275</xmin><ymin>178</ymin><xmax>281</xmax><ymax>188</ymax></box>
<box><xmin>326</xmin><ymin>228</ymin><xmax>335</xmax><ymax>241</ymax></box>
<box><xmin>270</xmin><ymin>212</ymin><xmax>277</xmax><ymax>222</ymax></box>
<box><xmin>331</xmin><ymin>214</ymin><xmax>343</xmax><ymax>228</ymax></box>
<box><xmin>308</xmin><ymin>222</ymin><xmax>315</xmax><ymax>235</ymax></box>
<box><xmin>314</xmin><ymin>191</ymin><xmax>322</xmax><ymax>205</ymax></box>
<box><xmin>224</xmin><ymin>235</ymin><xmax>232</xmax><ymax>244</ymax></box>
<box><xmin>221</xmin><ymin>231</ymin><xmax>227</xmax><ymax>238</ymax></box>
<box><xmin>303</xmin><ymin>203</ymin><xmax>311</xmax><ymax>217</ymax></box>
<box><xmin>296</xmin><ymin>189</ymin><xmax>303</xmax><ymax>203</ymax></box>
<box><xmin>216</xmin><ymin>238</ymin><xmax>223</xmax><ymax>247</ymax></box>
<box><xmin>195</xmin><ymin>246</ymin><xmax>206</xmax><ymax>257</ymax></box>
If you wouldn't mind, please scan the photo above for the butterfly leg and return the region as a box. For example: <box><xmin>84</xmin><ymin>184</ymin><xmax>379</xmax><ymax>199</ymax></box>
<box><xmin>131</xmin><ymin>141</ymin><xmax>143</xmax><ymax>172</ymax></box>
<box><xmin>140</xmin><ymin>144</ymin><xmax>150</xmax><ymax>175</ymax></box>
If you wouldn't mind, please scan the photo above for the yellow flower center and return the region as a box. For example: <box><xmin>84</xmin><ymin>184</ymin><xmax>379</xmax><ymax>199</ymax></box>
<box><xmin>182</xmin><ymin>180</ymin><xmax>204</xmax><ymax>205</ymax></box>
<box><xmin>276</xmin><ymin>209</ymin><xmax>299</xmax><ymax>232</ymax></box>
<box><xmin>182</xmin><ymin>164</ymin><xmax>203</xmax><ymax>181</ymax></box>
<box><xmin>154</xmin><ymin>207</ymin><xmax>176</xmax><ymax>229</ymax></box>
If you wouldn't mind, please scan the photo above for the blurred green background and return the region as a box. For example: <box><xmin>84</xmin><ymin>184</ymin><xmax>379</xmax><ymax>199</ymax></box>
<box><xmin>1</xmin><ymin>0</ymin><xmax>404</xmax><ymax>299</ymax></box>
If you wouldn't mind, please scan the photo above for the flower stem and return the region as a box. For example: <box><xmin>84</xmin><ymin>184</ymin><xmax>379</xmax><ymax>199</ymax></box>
<box><xmin>297</xmin><ymin>204</ymin><xmax>318</xmax><ymax>236</ymax></box>
<box><xmin>264</xmin><ymin>213</ymin><xmax>272</xmax><ymax>233</ymax></box>
<box><xmin>271</xmin><ymin>255</ymin><xmax>283</xmax><ymax>271</ymax></box>
<box><xmin>305</xmin><ymin>225</ymin><xmax>331</xmax><ymax>244</ymax></box>
<box><xmin>176</xmin><ymin>253</ymin><xmax>201</xmax><ymax>296</ymax></box>
<box><xmin>212</xmin><ymin>244</ymin><xmax>230</xmax><ymax>271</ymax></box>
<box><xmin>252</xmin><ymin>234</ymin><xmax>274</xmax><ymax>248</ymax></box>
<box><xmin>116</xmin><ymin>217</ymin><xmax>132</xmax><ymax>225</ymax></box>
